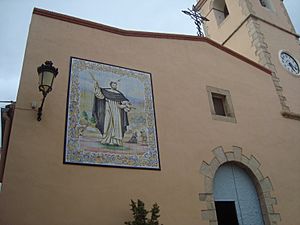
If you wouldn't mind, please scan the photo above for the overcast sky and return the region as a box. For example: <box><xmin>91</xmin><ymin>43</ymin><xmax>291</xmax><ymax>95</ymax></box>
<box><xmin>0</xmin><ymin>0</ymin><xmax>299</xmax><ymax>106</ymax></box>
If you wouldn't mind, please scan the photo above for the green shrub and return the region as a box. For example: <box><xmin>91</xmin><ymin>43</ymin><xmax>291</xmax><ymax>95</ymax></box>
<box><xmin>125</xmin><ymin>199</ymin><xmax>162</xmax><ymax>225</ymax></box>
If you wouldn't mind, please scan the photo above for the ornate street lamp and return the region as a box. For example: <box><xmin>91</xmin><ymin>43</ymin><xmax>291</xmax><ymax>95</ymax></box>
<box><xmin>37</xmin><ymin>61</ymin><xmax>58</xmax><ymax>121</ymax></box>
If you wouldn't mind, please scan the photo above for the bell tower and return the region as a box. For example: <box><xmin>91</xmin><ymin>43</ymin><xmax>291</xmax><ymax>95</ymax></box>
<box><xmin>196</xmin><ymin>0</ymin><xmax>300</xmax><ymax>120</ymax></box>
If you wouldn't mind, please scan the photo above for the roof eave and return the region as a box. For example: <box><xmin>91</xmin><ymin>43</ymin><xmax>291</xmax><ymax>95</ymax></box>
<box><xmin>32</xmin><ymin>8</ymin><xmax>272</xmax><ymax>76</ymax></box>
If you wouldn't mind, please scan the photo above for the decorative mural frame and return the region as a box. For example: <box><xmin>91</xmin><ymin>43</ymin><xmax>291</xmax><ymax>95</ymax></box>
<box><xmin>64</xmin><ymin>57</ymin><xmax>160</xmax><ymax>170</ymax></box>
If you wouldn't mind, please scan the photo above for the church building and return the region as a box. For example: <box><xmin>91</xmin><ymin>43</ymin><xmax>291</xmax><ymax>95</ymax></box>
<box><xmin>0</xmin><ymin>0</ymin><xmax>299</xmax><ymax>225</ymax></box>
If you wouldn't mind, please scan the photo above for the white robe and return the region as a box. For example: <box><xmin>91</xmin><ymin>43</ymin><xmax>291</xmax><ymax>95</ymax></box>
<box><xmin>95</xmin><ymin>86</ymin><xmax>124</xmax><ymax>146</ymax></box>
<box><xmin>101</xmin><ymin>99</ymin><xmax>123</xmax><ymax>145</ymax></box>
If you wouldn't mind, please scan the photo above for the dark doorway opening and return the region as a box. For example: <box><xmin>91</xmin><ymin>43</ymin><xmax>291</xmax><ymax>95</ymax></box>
<box><xmin>215</xmin><ymin>201</ymin><xmax>239</xmax><ymax>225</ymax></box>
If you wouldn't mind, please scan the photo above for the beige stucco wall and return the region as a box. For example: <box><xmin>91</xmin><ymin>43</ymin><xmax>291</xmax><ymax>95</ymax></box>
<box><xmin>249</xmin><ymin>0</ymin><xmax>296</xmax><ymax>33</ymax></box>
<box><xmin>0</xmin><ymin>12</ymin><xmax>299</xmax><ymax>225</ymax></box>
<box><xmin>200</xmin><ymin>0</ymin><xmax>247</xmax><ymax>44</ymax></box>
<box><xmin>223</xmin><ymin>18</ymin><xmax>300</xmax><ymax>113</ymax></box>
<box><xmin>200</xmin><ymin>0</ymin><xmax>296</xmax><ymax>43</ymax></box>
<box><xmin>224</xmin><ymin>21</ymin><xmax>259</xmax><ymax>63</ymax></box>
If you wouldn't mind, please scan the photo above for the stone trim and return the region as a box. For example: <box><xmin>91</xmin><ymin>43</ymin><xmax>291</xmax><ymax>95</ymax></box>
<box><xmin>245</xmin><ymin>16</ymin><xmax>290</xmax><ymax>112</ymax></box>
<box><xmin>206</xmin><ymin>86</ymin><xmax>237</xmax><ymax>123</ymax></box>
<box><xmin>238</xmin><ymin>0</ymin><xmax>255</xmax><ymax>16</ymax></box>
<box><xmin>224</xmin><ymin>2</ymin><xmax>300</xmax><ymax>120</ymax></box>
<box><xmin>244</xmin><ymin>14</ymin><xmax>300</xmax><ymax>120</ymax></box>
<box><xmin>199</xmin><ymin>146</ymin><xmax>281</xmax><ymax>225</ymax></box>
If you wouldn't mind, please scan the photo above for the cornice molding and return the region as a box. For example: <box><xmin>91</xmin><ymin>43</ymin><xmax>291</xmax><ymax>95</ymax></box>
<box><xmin>281</xmin><ymin>111</ymin><xmax>300</xmax><ymax>121</ymax></box>
<box><xmin>222</xmin><ymin>14</ymin><xmax>299</xmax><ymax>47</ymax></box>
<box><xmin>32</xmin><ymin>8</ymin><xmax>271</xmax><ymax>75</ymax></box>
<box><xmin>252</xmin><ymin>14</ymin><xmax>300</xmax><ymax>38</ymax></box>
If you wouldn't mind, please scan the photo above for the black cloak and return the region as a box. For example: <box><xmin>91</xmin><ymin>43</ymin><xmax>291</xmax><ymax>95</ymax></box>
<box><xmin>92</xmin><ymin>88</ymin><xmax>129</xmax><ymax>137</ymax></box>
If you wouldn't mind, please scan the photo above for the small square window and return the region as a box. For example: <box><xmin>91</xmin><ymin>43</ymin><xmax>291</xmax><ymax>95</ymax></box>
<box><xmin>207</xmin><ymin>86</ymin><xmax>236</xmax><ymax>123</ymax></box>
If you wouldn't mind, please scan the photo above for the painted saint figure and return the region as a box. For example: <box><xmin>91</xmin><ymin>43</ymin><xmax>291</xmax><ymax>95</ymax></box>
<box><xmin>92</xmin><ymin>81</ymin><xmax>132</xmax><ymax>146</ymax></box>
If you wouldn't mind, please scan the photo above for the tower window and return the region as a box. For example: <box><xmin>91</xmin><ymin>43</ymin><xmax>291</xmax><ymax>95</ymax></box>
<box><xmin>259</xmin><ymin>0</ymin><xmax>267</xmax><ymax>7</ymax></box>
<box><xmin>259</xmin><ymin>0</ymin><xmax>274</xmax><ymax>11</ymax></box>
<box><xmin>223</xmin><ymin>4</ymin><xmax>229</xmax><ymax>18</ymax></box>
<box><xmin>213</xmin><ymin>0</ymin><xmax>229</xmax><ymax>25</ymax></box>
<box><xmin>207</xmin><ymin>86</ymin><xmax>236</xmax><ymax>123</ymax></box>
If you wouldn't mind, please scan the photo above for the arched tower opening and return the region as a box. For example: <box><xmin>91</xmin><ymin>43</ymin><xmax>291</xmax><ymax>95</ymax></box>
<box><xmin>212</xmin><ymin>0</ymin><xmax>229</xmax><ymax>25</ymax></box>
<box><xmin>259</xmin><ymin>0</ymin><xmax>275</xmax><ymax>11</ymax></box>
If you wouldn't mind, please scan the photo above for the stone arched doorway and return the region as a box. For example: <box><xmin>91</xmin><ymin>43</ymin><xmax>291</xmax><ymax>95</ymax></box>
<box><xmin>214</xmin><ymin>163</ymin><xmax>264</xmax><ymax>225</ymax></box>
<box><xmin>199</xmin><ymin>146</ymin><xmax>281</xmax><ymax>225</ymax></box>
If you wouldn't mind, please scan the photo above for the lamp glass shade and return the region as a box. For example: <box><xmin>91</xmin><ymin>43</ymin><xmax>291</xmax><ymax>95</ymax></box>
<box><xmin>39</xmin><ymin>71</ymin><xmax>55</xmax><ymax>93</ymax></box>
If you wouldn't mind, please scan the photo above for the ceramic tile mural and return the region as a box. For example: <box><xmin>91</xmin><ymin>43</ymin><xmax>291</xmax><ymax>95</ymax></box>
<box><xmin>64</xmin><ymin>57</ymin><xmax>160</xmax><ymax>169</ymax></box>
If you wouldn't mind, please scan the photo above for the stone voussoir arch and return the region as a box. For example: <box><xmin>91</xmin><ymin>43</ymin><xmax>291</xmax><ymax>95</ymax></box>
<box><xmin>199</xmin><ymin>145</ymin><xmax>281</xmax><ymax>225</ymax></box>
